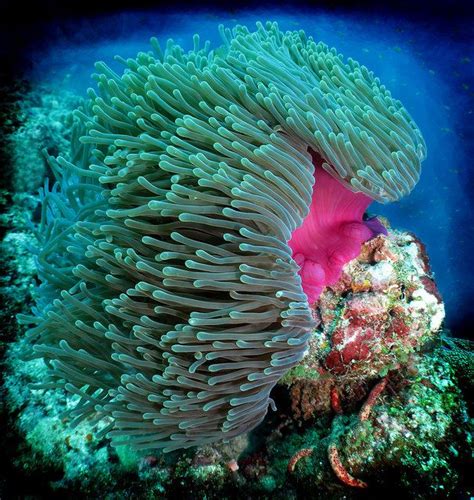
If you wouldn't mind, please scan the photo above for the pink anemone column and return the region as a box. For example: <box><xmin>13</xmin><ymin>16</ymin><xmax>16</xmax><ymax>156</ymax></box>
<box><xmin>288</xmin><ymin>150</ymin><xmax>386</xmax><ymax>304</ymax></box>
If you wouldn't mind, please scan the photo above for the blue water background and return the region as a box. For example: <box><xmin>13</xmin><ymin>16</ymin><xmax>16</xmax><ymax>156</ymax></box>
<box><xmin>21</xmin><ymin>9</ymin><xmax>474</xmax><ymax>334</ymax></box>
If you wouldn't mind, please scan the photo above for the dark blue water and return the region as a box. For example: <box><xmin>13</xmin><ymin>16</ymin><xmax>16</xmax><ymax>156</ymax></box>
<box><xmin>7</xmin><ymin>7</ymin><xmax>474</xmax><ymax>335</ymax></box>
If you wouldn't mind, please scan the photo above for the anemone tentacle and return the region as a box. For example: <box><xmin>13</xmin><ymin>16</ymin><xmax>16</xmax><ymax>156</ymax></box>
<box><xmin>21</xmin><ymin>21</ymin><xmax>425</xmax><ymax>451</ymax></box>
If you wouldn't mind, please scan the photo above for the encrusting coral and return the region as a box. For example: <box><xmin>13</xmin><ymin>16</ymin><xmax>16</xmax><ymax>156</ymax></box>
<box><xmin>19</xmin><ymin>21</ymin><xmax>426</xmax><ymax>451</ymax></box>
<box><xmin>285</xmin><ymin>228</ymin><xmax>445</xmax><ymax>420</ymax></box>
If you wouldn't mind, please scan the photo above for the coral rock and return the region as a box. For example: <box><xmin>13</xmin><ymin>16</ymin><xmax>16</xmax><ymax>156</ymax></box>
<box><xmin>283</xmin><ymin>228</ymin><xmax>445</xmax><ymax>419</ymax></box>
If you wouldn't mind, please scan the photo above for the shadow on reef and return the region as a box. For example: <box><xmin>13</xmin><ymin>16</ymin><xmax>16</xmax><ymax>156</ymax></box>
<box><xmin>0</xmin><ymin>76</ymin><xmax>473</xmax><ymax>500</ymax></box>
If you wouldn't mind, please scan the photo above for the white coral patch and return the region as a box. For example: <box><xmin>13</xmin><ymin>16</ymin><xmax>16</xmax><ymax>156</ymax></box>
<box><xmin>367</xmin><ymin>261</ymin><xmax>396</xmax><ymax>290</ymax></box>
<box><xmin>410</xmin><ymin>288</ymin><xmax>445</xmax><ymax>332</ymax></box>
<box><xmin>405</xmin><ymin>243</ymin><xmax>426</xmax><ymax>275</ymax></box>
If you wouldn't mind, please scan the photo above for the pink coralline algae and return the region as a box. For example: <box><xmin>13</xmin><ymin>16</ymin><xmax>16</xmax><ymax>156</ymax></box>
<box><xmin>285</xmin><ymin>227</ymin><xmax>445</xmax><ymax>420</ymax></box>
<box><xmin>288</xmin><ymin>150</ymin><xmax>384</xmax><ymax>304</ymax></box>
<box><xmin>320</xmin><ymin>231</ymin><xmax>444</xmax><ymax>379</ymax></box>
<box><xmin>283</xmin><ymin>227</ymin><xmax>449</xmax><ymax>490</ymax></box>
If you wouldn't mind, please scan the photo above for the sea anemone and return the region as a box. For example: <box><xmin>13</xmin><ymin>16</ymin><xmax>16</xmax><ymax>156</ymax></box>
<box><xmin>20</xmin><ymin>21</ymin><xmax>426</xmax><ymax>451</ymax></box>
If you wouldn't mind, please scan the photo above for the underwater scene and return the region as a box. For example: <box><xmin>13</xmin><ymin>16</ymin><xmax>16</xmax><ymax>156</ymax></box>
<box><xmin>0</xmin><ymin>2</ymin><xmax>473</xmax><ymax>498</ymax></box>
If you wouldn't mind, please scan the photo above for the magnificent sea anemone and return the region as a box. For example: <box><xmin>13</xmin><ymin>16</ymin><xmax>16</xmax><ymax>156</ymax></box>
<box><xmin>21</xmin><ymin>21</ymin><xmax>426</xmax><ymax>451</ymax></box>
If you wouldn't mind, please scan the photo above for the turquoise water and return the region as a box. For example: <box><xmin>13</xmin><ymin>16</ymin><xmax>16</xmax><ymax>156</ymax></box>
<box><xmin>17</xmin><ymin>9</ymin><xmax>474</xmax><ymax>335</ymax></box>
